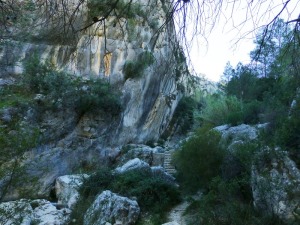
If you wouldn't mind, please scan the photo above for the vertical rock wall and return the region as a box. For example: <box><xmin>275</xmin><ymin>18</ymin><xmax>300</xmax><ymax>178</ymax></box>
<box><xmin>0</xmin><ymin>0</ymin><xmax>190</xmax><ymax>144</ymax></box>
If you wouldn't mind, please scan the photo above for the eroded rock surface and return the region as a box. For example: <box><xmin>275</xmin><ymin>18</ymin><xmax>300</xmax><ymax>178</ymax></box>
<box><xmin>83</xmin><ymin>190</ymin><xmax>140</xmax><ymax>225</ymax></box>
<box><xmin>55</xmin><ymin>174</ymin><xmax>89</xmax><ymax>209</ymax></box>
<box><xmin>0</xmin><ymin>199</ymin><xmax>71</xmax><ymax>225</ymax></box>
<box><xmin>252</xmin><ymin>148</ymin><xmax>300</xmax><ymax>222</ymax></box>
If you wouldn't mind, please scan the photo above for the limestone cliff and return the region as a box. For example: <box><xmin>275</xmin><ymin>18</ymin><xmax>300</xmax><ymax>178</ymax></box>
<box><xmin>0</xmin><ymin>0</ymin><xmax>192</xmax><ymax>200</ymax></box>
<box><xmin>0</xmin><ymin>0</ymin><xmax>189</xmax><ymax>145</ymax></box>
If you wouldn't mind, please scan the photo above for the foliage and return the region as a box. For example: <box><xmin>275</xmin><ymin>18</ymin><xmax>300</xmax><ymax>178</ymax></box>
<box><xmin>75</xmin><ymin>79</ymin><xmax>122</xmax><ymax>116</ymax></box>
<box><xmin>23</xmin><ymin>55</ymin><xmax>75</xmax><ymax>103</ymax></box>
<box><xmin>23</xmin><ymin>55</ymin><xmax>121</xmax><ymax>115</ymax></box>
<box><xmin>180</xmin><ymin>137</ymin><xmax>283</xmax><ymax>225</ymax></box>
<box><xmin>0</xmin><ymin>84</ymin><xmax>33</xmax><ymax>110</ymax></box>
<box><xmin>225</xmin><ymin>65</ymin><xmax>260</xmax><ymax>101</ymax></box>
<box><xmin>273</xmin><ymin>97</ymin><xmax>300</xmax><ymax>166</ymax></box>
<box><xmin>0</xmin><ymin>125</ymin><xmax>39</xmax><ymax>163</ymax></box>
<box><xmin>123</xmin><ymin>51</ymin><xmax>155</xmax><ymax>80</ymax></box>
<box><xmin>70</xmin><ymin>168</ymin><xmax>180</xmax><ymax>225</ymax></box>
<box><xmin>87</xmin><ymin>0</ymin><xmax>144</xmax><ymax>20</ymax></box>
<box><xmin>185</xmin><ymin>177</ymin><xmax>285</xmax><ymax>225</ymax></box>
<box><xmin>173</xmin><ymin>125</ymin><xmax>224</xmax><ymax>193</ymax></box>
<box><xmin>200</xmin><ymin>94</ymin><xmax>244</xmax><ymax>126</ymax></box>
<box><xmin>250</xmin><ymin>19</ymin><xmax>291</xmax><ymax>78</ymax></box>
<box><xmin>221</xmin><ymin>21</ymin><xmax>300</xmax><ymax>167</ymax></box>
<box><xmin>162</xmin><ymin>96</ymin><xmax>198</xmax><ymax>137</ymax></box>
<box><xmin>0</xmin><ymin>124</ymin><xmax>40</xmax><ymax>200</ymax></box>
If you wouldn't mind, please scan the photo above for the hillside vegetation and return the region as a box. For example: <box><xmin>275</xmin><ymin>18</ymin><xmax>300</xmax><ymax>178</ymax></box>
<box><xmin>172</xmin><ymin>18</ymin><xmax>300</xmax><ymax>225</ymax></box>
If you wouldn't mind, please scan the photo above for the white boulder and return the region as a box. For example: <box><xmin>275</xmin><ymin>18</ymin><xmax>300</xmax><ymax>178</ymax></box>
<box><xmin>0</xmin><ymin>199</ymin><xmax>32</xmax><ymax>225</ymax></box>
<box><xmin>115</xmin><ymin>158</ymin><xmax>150</xmax><ymax>174</ymax></box>
<box><xmin>55</xmin><ymin>174</ymin><xmax>89</xmax><ymax>209</ymax></box>
<box><xmin>0</xmin><ymin>199</ymin><xmax>70</xmax><ymax>225</ymax></box>
<box><xmin>83</xmin><ymin>190</ymin><xmax>140</xmax><ymax>225</ymax></box>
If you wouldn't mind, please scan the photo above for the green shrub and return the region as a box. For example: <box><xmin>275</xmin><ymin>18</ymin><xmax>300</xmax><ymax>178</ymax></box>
<box><xmin>123</xmin><ymin>61</ymin><xmax>137</xmax><ymax>79</ymax></box>
<box><xmin>87</xmin><ymin>0</ymin><xmax>144</xmax><ymax>20</ymax></box>
<box><xmin>174</xmin><ymin>97</ymin><xmax>198</xmax><ymax>133</ymax></box>
<box><xmin>173</xmin><ymin>125</ymin><xmax>224</xmax><ymax>193</ymax></box>
<box><xmin>70</xmin><ymin>168</ymin><xmax>180</xmax><ymax>225</ymax></box>
<box><xmin>162</xmin><ymin>97</ymin><xmax>198</xmax><ymax>138</ymax></box>
<box><xmin>200</xmin><ymin>95</ymin><xmax>244</xmax><ymax>126</ymax></box>
<box><xmin>75</xmin><ymin>79</ymin><xmax>121</xmax><ymax>116</ymax></box>
<box><xmin>22</xmin><ymin>54</ymin><xmax>76</xmax><ymax>107</ymax></box>
<box><xmin>0</xmin><ymin>84</ymin><xmax>33</xmax><ymax>109</ymax></box>
<box><xmin>22</xmin><ymin>56</ymin><xmax>121</xmax><ymax>116</ymax></box>
<box><xmin>123</xmin><ymin>51</ymin><xmax>155</xmax><ymax>80</ymax></box>
<box><xmin>243</xmin><ymin>100</ymin><xmax>263</xmax><ymax>124</ymax></box>
<box><xmin>185</xmin><ymin>177</ymin><xmax>285</xmax><ymax>225</ymax></box>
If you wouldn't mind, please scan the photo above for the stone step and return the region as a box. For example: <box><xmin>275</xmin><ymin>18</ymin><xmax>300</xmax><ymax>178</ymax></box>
<box><xmin>163</xmin><ymin>151</ymin><xmax>176</xmax><ymax>174</ymax></box>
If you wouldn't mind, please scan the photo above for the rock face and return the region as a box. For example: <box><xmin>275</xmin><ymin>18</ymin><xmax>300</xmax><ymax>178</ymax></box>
<box><xmin>83</xmin><ymin>190</ymin><xmax>140</xmax><ymax>225</ymax></box>
<box><xmin>0</xmin><ymin>199</ymin><xmax>71</xmax><ymax>225</ymax></box>
<box><xmin>0</xmin><ymin>0</ymin><xmax>189</xmax><ymax>145</ymax></box>
<box><xmin>251</xmin><ymin>148</ymin><xmax>300</xmax><ymax>222</ymax></box>
<box><xmin>55</xmin><ymin>174</ymin><xmax>89</xmax><ymax>209</ymax></box>
<box><xmin>0</xmin><ymin>145</ymin><xmax>112</xmax><ymax>201</ymax></box>
<box><xmin>0</xmin><ymin>0</ymin><xmax>191</xmax><ymax>206</ymax></box>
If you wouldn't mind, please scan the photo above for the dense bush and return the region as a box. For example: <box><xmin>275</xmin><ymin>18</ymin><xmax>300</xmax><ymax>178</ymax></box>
<box><xmin>123</xmin><ymin>51</ymin><xmax>155</xmax><ymax>80</ymax></box>
<box><xmin>173</xmin><ymin>125</ymin><xmax>224</xmax><ymax>193</ymax></box>
<box><xmin>200</xmin><ymin>95</ymin><xmax>244</xmax><ymax>126</ymax></box>
<box><xmin>185</xmin><ymin>177</ymin><xmax>285</xmax><ymax>225</ymax></box>
<box><xmin>174</xmin><ymin>97</ymin><xmax>198</xmax><ymax>133</ymax></box>
<box><xmin>161</xmin><ymin>96</ymin><xmax>198</xmax><ymax>138</ymax></box>
<box><xmin>272</xmin><ymin>98</ymin><xmax>300</xmax><ymax>166</ymax></box>
<box><xmin>22</xmin><ymin>56</ymin><xmax>121</xmax><ymax>116</ymax></box>
<box><xmin>70</xmin><ymin>168</ymin><xmax>180</xmax><ymax>225</ymax></box>
<box><xmin>75</xmin><ymin>79</ymin><xmax>121</xmax><ymax>116</ymax></box>
<box><xmin>87</xmin><ymin>0</ymin><xmax>144</xmax><ymax>20</ymax></box>
<box><xmin>179</xmin><ymin>136</ymin><xmax>284</xmax><ymax>225</ymax></box>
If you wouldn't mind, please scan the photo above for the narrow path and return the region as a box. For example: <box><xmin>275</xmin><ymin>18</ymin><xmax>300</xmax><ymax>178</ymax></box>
<box><xmin>163</xmin><ymin>201</ymin><xmax>189</xmax><ymax>225</ymax></box>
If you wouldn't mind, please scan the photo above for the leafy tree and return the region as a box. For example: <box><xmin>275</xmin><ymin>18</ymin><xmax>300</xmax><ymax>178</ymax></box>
<box><xmin>220</xmin><ymin>61</ymin><xmax>235</xmax><ymax>85</ymax></box>
<box><xmin>226</xmin><ymin>64</ymin><xmax>259</xmax><ymax>101</ymax></box>
<box><xmin>173</xmin><ymin>125</ymin><xmax>224</xmax><ymax>193</ymax></box>
<box><xmin>250</xmin><ymin>19</ymin><xmax>292</xmax><ymax>78</ymax></box>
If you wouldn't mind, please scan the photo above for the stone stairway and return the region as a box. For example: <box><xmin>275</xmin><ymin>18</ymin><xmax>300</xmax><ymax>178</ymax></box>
<box><xmin>164</xmin><ymin>151</ymin><xmax>176</xmax><ymax>174</ymax></box>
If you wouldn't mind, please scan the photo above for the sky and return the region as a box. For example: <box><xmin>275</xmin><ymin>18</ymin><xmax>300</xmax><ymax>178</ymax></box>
<box><xmin>190</xmin><ymin>23</ymin><xmax>254</xmax><ymax>82</ymax></box>
<box><xmin>188</xmin><ymin>0</ymin><xmax>300</xmax><ymax>82</ymax></box>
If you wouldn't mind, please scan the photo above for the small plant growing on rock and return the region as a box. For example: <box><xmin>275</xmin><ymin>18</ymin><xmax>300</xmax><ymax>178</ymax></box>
<box><xmin>123</xmin><ymin>51</ymin><xmax>155</xmax><ymax>80</ymax></box>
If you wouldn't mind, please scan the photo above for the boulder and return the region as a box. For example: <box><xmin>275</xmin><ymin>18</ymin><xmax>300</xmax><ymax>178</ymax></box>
<box><xmin>151</xmin><ymin>166</ymin><xmax>176</xmax><ymax>185</ymax></box>
<box><xmin>0</xmin><ymin>199</ymin><xmax>32</xmax><ymax>225</ymax></box>
<box><xmin>0</xmin><ymin>199</ymin><xmax>71</xmax><ymax>225</ymax></box>
<box><xmin>251</xmin><ymin>147</ymin><xmax>300</xmax><ymax>222</ymax></box>
<box><xmin>55</xmin><ymin>174</ymin><xmax>89</xmax><ymax>209</ymax></box>
<box><xmin>115</xmin><ymin>158</ymin><xmax>150</xmax><ymax>174</ymax></box>
<box><xmin>83</xmin><ymin>190</ymin><xmax>140</xmax><ymax>225</ymax></box>
<box><xmin>31</xmin><ymin>199</ymin><xmax>71</xmax><ymax>225</ymax></box>
<box><xmin>118</xmin><ymin>144</ymin><xmax>165</xmax><ymax>167</ymax></box>
<box><xmin>115</xmin><ymin>159</ymin><xmax>177</xmax><ymax>185</ymax></box>
<box><xmin>162</xmin><ymin>222</ymin><xmax>180</xmax><ymax>225</ymax></box>
<box><xmin>119</xmin><ymin>144</ymin><xmax>154</xmax><ymax>165</ymax></box>
<box><xmin>215</xmin><ymin>124</ymin><xmax>258</xmax><ymax>150</ymax></box>
<box><xmin>214</xmin><ymin>124</ymin><xmax>260</xmax><ymax>180</ymax></box>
